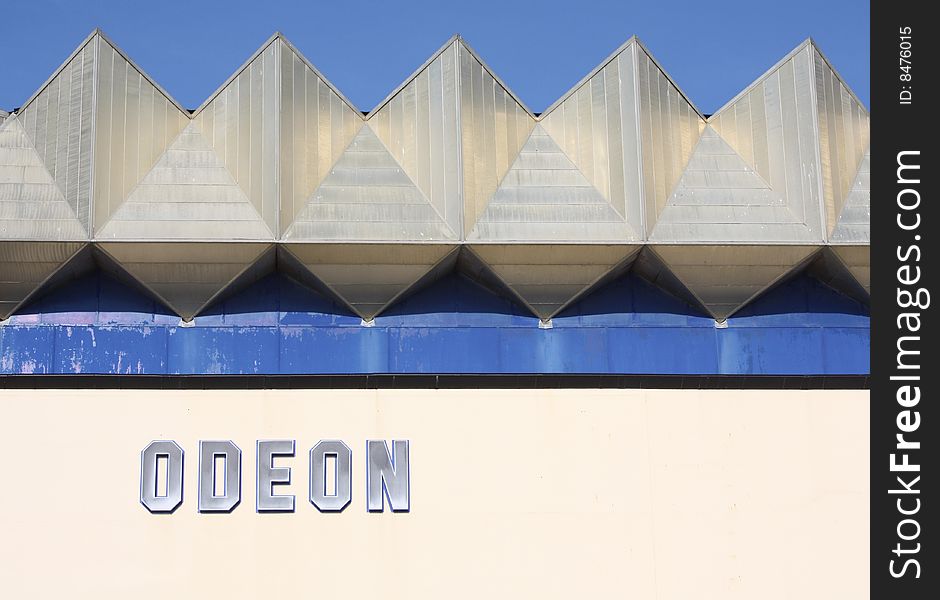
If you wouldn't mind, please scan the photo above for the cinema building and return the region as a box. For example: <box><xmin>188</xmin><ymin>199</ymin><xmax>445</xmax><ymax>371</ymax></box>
<box><xmin>1</xmin><ymin>31</ymin><xmax>869</xmax><ymax>598</ymax></box>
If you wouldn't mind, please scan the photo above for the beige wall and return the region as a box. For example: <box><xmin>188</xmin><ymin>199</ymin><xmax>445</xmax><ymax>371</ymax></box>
<box><xmin>0</xmin><ymin>389</ymin><xmax>868</xmax><ymax>598</ymax></box>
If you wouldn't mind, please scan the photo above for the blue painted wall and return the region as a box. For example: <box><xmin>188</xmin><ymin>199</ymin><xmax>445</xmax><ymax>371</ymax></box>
<box><xmin>0</xmin><ymin>269</ymin><xmax>869</xmax><ymax>375</ymax></box>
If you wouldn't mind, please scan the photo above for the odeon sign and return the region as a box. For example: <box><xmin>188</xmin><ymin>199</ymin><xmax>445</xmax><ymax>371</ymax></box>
<box><xmin>140</xmin><ymin>439</ymin><xmax>410</xmax><ymax>514</ymax></box>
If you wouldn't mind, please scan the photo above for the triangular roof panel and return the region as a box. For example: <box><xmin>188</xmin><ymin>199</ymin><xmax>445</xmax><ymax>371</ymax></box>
<box><xmin>830</xmin><ymin>147</ymin><xmax>870</xmax><ymax>243</ymax></box>
<box><xmin>93</xmin><ymin>35</ymin><xmax>191</xmax><ymax>232</ymax></box>
<box><xmin>634</xmin><ymin>43</ymin><xmax>705</xmax><ymax>231</ymax></box>
<box><xmin>17</xmin><ymin>33</ymin><xmax>97</xmax><ymax>233</ymax></box>
<box><xmin>470</xmin><ymin>124</ymin><xmax>630</xmax><ymax>241</ymax></box>
<box><xmin>97</xmin><ymin>122</ymin><xmax>273</xmax><ymax>240</ymax></box>
<box><xmin>469</xmin><ymin>244</ymin><xmax>640</xmax><ymax>320</ymax></box>
<box><xmin>459</xmin><ymin>41</ymin><xmax>537</xmax><ymax>236</ymax></box>
<box><xmin>285</xmin><ymin>125</ymin><xmax>455</xmax><ymax>241</ymax></box>
<box><xmin>282</xmin><ymin>243</ymin><xmax>457</xmax><ymax>319</ymax></box>
<box><xmin>368</xmin><ymin>39</ymin><xmax>462</xmax><ymax>235</ymax></box>
<box><xmin>813</xmin><ymin>45</ymin><xmax>870</xmax><ymax>234</ymax></box>
<box><xmin>708</xmin><ymin>40</ymin><xmax>825</xmax><ymax>242</ymax></box>
<box><xmin>278</xmin><ymin>38</ymin><xmax>364</xmax><ymax>236</ymax></box>
<box><xmin>193</xmin><ymin>36</ymin><xmax>280</xmax><ymax>232</ymax></box>
<box><xmin>0</xmin><ymin>241</ymin><xmax>85</xmax><ymax>320</ymax></box>
<box><xmin>653</xmin><ymin>244</ymin><xmax>818</xmax><ymax>319</ymax></box>
<box><xmin>98</xmin><ymin>242</ymin><xmax>272</xmax><ymax>320</ymax></box>
<box><xmin>652</xmin><ymin>126</ymin><xmax>816</xmax><ymax>242</ymax></box>
<box><xmin>0</xmin><ymin>117</ymin><xmax>86</xmax><ymax>240</ymax></box>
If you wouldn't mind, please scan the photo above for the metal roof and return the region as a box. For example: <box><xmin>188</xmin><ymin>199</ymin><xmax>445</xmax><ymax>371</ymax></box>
<box><xmin>0</xmin><ymin>30</ymin><xmax>869</xmax><ymax>322</ymax></box>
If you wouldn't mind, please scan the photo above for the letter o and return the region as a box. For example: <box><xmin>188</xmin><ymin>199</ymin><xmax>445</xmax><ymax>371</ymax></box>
<box><xmin>140</xmin><ymin>440</ymin><xmax>184</xmax><ymax>513</ymax></box>
<box><xmin>898</xmin><ymin>518</ymin><xmax>921</xmax><ymax>541</ymax></box>
<box><xmin>897</xmin><ymin>188</ymin><xmax>921</xmax><ymax>210</ymax></box>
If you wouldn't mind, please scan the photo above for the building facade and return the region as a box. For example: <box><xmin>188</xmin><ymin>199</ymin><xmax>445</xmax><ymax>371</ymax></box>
<box><xmin>0</xmin><ymin>31</ymin><xmax>870</xmax><ymax>598</ymax></box>
<box><xmin>0</xmin><ymin>31</ymin><xmax>868</xmax><ymax>376</ymax></box>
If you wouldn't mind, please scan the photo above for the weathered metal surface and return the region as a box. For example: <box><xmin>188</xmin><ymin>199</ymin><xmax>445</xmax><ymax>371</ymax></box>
<box><xmin>283</xmin><ymin>38</ymin><xmax>461</xmax><ymax>243</ymax></box>
<box><xmin>469</xmin><ymin>244</ymin><xmax>640</xmax><ymax>320</ymax></box>
<box><xmin>653</xmin><ymin>245</ymin><xmax>818</xmax><ymax>320</ymax></box>
<box><xmin>369</xmin><ymin>39</ymin><xmax>462</xmax><ymax>238</ymax></box>
<box><xmin>286</xmin><ymin>126</ymin><xmax>455</xmax><ymax>241</ymax></box>
<box><xmin>93</xmin><ymin>35</ymin><xmax>190</xmax><ymax>235</ymax></box>
<box><xmin>827</xmin><ymin>139</ymin><xmax>869</xmax><ymax>297</ymax></box>
<box><xmin>193</xmin><ymin>37</ymin><xmax>279</xmax><ymax>235</ymax></box>
<box><xmin>0</xmin><ymin>241</ymin><xmax>85</xmax><ymax>319</ymax></box>
<box><xmin>278</xmin><ymin>38</ymin><xmax>362</xmax><ymax>237</ymax></box>
<box><xmin>0</xmin><ymin>269</ymin><xmax>869</xmax><ymax>375</ymax></box>
<box><xmin>469</xmin><ymin>124</ymin><xmax>629</xmax><ymax>241</ymax></box>
<box><xmin>813</xmin><ymin>48</ymin><xmax>870</xmax><ymax>237</ymax></box>
<box><xmin>645</xmin><ymin>39</ymin><xmax>869</xmax><ymax>318</ymax></box>
<box><xmin>97</xmin><ymin>122</ymin><xmax>272</xmax><ymax>240</ymax></box>
<box><xmin>459</xmin><ymin>41</ymin><xmax>536</xmax><ymax>237</ymax></box>
<box><xmin>282</xmin><ymin>243</ymin><xmax>457</xmax><ymax>319</ymax></box>
<box><xmin>830</xmin><ymin>245</ymin><xmax>870</xmax><ymax>295</ymax></box>
<box><xmin>17</xmin><ymin>35</ymin><xmax>95</xmax><ymax>234</ymax></box>
<box><xmin>652</xmin><ymin>126</ymin><xmax>814</xmax><ymax>242</ymax></box>
<box><xmin>96</xmin><ymin>242</ymin><xmax>272</xmax><ymax>320</ymax></box>
<box><xmin>633</xmin><ymin>42</ymin><xmax>704</xmax><ymax>233</ymax></box>
<box><xmin>830</xmin><ymin>147</ymin><xmax>870</xmax><ymax>244</ymax></box>
<box><xmin>0</xmin><ymin>117</ymin><xmax>86</xmax><ymax>240</ymax></box>
<box><xmin>0</xmin><ymin>31</ymin><xmax>870</xmax><ymax>323</ymax></box>
<box><xmin>538</xmin><ymin>41</ymin><xmax>646</xmax><ymax>238</ymax></box>
<box><xmin>468</xmin><ymin>37</ymin><xmax>704</xmax><ymax>243</ymax></box>
<box><xmin>706</xmin><ymin>41</ymin><xmax>824</xmax><ymax>243</ymax></box>
<box><xmin>805</xmin><ymin>248</ymin><xmax>869</xmax><ymax>304</ymax></box>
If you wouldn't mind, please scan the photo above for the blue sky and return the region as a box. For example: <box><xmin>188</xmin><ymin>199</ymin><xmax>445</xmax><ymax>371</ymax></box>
<box><xmin>0</xmin><ymin>0</ymin><xmax>869</xmax><ymax>114</ymax></box>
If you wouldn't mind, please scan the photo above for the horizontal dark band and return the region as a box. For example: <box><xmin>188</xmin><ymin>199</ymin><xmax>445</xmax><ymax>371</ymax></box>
<box><xmin>0</xmin><ymin>374</ymin><xmax>869</xmax><ymax>390</ymax></box>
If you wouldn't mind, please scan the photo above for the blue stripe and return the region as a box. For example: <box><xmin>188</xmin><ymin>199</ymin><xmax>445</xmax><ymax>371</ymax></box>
<box><xmin>0</xmin><ymin>270</ymin><xmax>869</xmax><ymax>375</ymax></box>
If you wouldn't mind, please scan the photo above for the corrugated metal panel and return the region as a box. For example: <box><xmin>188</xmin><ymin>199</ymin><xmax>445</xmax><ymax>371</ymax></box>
<box><xmin>93</xmin><ymin>36</ymin><xmax>189</xmax><ymax>235</ymax></box>
<box><xmin>653</xmin><ymin>245</ymin><xmax>817</xmax><ymax>319</ymax></box>
<box><xmin>814</xmin><ymin>48</ymin><xmax>870</xmax><ymax>235</ymax></box>
<box><xmin>369</xmin><ymin>40</ymin><xmax>462</xmax><ymax>237</ymax></box>
<box><xmin>97</xmin><ymin>242</ymin><xmax>271</xmax><ymax>320</ymax></box>
<box><xmin>194</xmin><ymin>38</ymin><xmax>279</xmax><ymax>234</ymax></box>
<box><xmin>0</xmin><ymin>31</ymin><xmax>872</xmax><ymax>325</ymax></box>
<box><xmin>459</xmin><ymin>41</ymin><xmax>536</xmax><ymax>236</ymax></box>
<box><xmin>830</xmin><ymin>148</ymin><xmax>869</xmax><ymax>243</ymax></box>
<box><xmin>278</xmin><ymin>38</ymin><xmax>361</xmax><ymax>238</ymax></box>
<box><xmin>18</xmin><ymin>37</ymin><xmax>95</xmax><ymax>234</ymax></box>
<box><xmin>469</xmin><ymin>124</ymin><xmax>629</xmax><ymax>241</ymax></box>
<box><xmin>282</xmin><ymin>39</ymin><xmax>460</xmax><ymax>243</ymax></box>
<box><xmin>285</xmin><ymin>126</ymin><xmax>455</xmax><ymax>240</ymax></box>
<box><xmin>709</xmin><ymin>43</ymin><xmax>824</xmax><ymax>242</ymax></box>
<box><xmin>0</xmin><ymin>117</ymin><xmax>86</xmax><ymax>240</ymax></box>
<box><xmin>0</xmin><ymin>241</ymin><xmax>85</xmax><ymax>319</ymax></box>
<box><xmin>652</xmin><ymin>126</ymin><xmax>815</xmax><ymax>242</ymax></box>
<box><xmin>96</xmin><ymin>122</ymin><xmax>273</xmax><ymax>240</ymax></box>
<box><xmin>282</xmin><ymin>243</ymin><xmax>456</xmax><ymax>319</ymax></box>
<box><xmin>634</xmin><ymin>45</ymin><xmax>704</xmax><ymax>231</ymax></box>
<box><xmin>469</xmin><ymin>244</ymin><xmax>639</xmax><ymax>320</ymax></box>
<box><xmin>540</xmin><ymin>41</ymin><xmax>645</xmax><ymax>235</ymax></box>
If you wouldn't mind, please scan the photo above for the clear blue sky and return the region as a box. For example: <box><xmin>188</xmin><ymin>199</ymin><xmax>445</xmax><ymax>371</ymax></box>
<box><xmin>0</xmin><ymin>0</ymin><xmax>869</xmax><ymax>114</ymax></box>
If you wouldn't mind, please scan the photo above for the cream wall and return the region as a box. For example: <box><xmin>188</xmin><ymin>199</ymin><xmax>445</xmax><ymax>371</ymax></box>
<box><xmin>0</xmin><ymin>389</ymin><xmax>869</xmax><ymax>598</ymax></box>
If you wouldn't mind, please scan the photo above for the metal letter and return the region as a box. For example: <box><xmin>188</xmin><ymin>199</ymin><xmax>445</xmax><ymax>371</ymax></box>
<box><xmin>367</xmin><ymin>440</ymin><xmax>410</xmax><ymax>512</ymax></box>
<box><xmin>309</xmin><ymin>440</ymin><xmax>352</xmax><ymax>512</ymax></box>
<box><xmin>256</xmin><ymin>440</ymin><xmax>295</xmax><ymax>512</ymax></box>
<box><xmin>140</xmin><ymin>440</ymin><xmax>184</xmax><ymax>513</ymax></box>
<box><xmin>198</xmin><ymin>440</ymin><xmax>241</xmax><ymax>513</ymax></box>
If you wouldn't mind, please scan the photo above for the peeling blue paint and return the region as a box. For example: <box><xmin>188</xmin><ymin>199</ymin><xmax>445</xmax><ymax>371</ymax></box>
<box><xmin>0</xmin><ymin>270</ymin><xmax>869</xmax><ymax>375</ymax></box>
<box><xmin>54</xmin><ymin>326</ymin><xmax>168</xmax><ymax>374</ymax></box>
